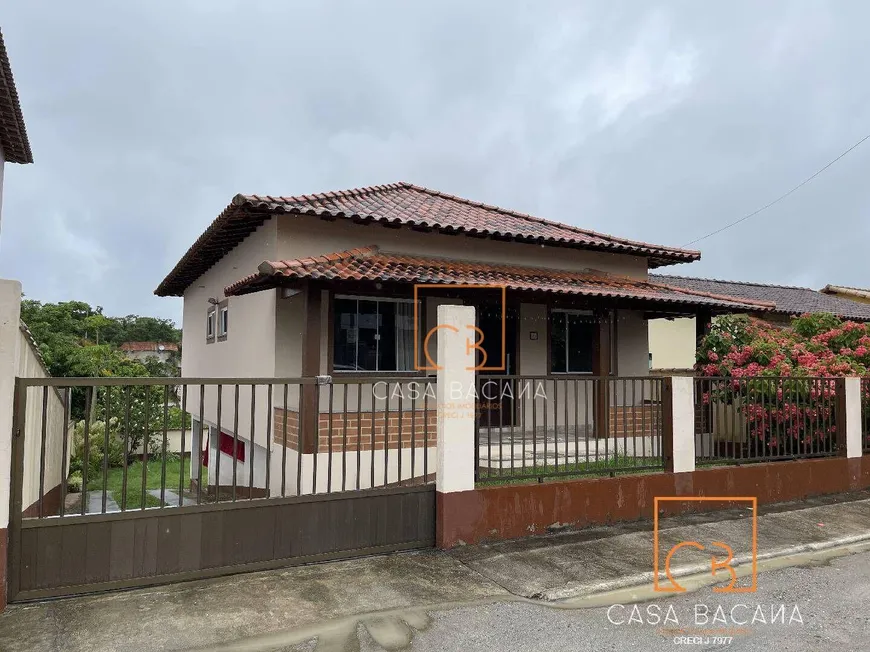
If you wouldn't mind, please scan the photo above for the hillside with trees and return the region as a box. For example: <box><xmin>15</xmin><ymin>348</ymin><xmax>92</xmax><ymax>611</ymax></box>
<box><xmin>20</xmin><ymin>299</ymin><xmax>180</xmax><ymax>378</ymax></box>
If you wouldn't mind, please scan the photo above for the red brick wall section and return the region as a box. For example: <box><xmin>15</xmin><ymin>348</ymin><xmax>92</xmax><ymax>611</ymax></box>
<box><xmin>436</xmin><ymin>456</ymin><xmax>870</xmax><ymax>548</ymax></box>
<box><xmin>608</xmin><ymin>405</ymin><xmax>660</xmax><ymax>438</ymax></box>
<box><xmin>273</xmin><ymin>408</ymin><xmax>437</xmax><ymax>452</ymax></box>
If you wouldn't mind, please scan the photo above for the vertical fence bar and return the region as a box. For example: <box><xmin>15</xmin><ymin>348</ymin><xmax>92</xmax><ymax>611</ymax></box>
<box><xmin>140</xmin><ymin>386</ymin><xmax>150</xmax><ymax>511</ymax></box>
<box><xmin>160</xmin><ymin>385</ymin><xmax>169</xmax><ymax>508</ymax></box>
<box><xmin>59</xmin><ymin>387</ymin><xmax>71</xmax><ymax>518</ymax></box>
<box><xmin>179</xmin><ymin>385</ymin><xmax>187</xmax><ymax>507</ymax></box>
<box><xmin>214</xmin><ymin>385</ymin><xmax>222</xmax><ymax>503</ymax></box>
<box><xmin>281</xmin><ymin>383</ymin><xmax>288</xmax><ymax>497</ymax></box>
<box><xmin>121</xmin><ymin>386</ymin><xmax>131</xmax><ymax>511</ymax></box>
<box><xmin>81</xmin><ymin>386</ymin><xmax>92</xmax><ymax>515</ymax></box>
<box><xmin>326</xmin><ymin>382</ymin><xmax>334</xmax><ymax>493</ymax></box>
<box><xmin>296</xmin><ymin>382</ymin><xmax>303</xmax><ymax>496</ymax></box>
<box><xmin>265</xmin><ymin>384</ymin><xmax>272</xmax><ymax>498</ymax></box>
<box><xmin>356</xmin><ymin>383</ymin><xmax>362</xmax><ymax>490</ymax></box>
<box><xmin>423</xmin><ymin>383</ymin><xmax>429</xmax><ymax>482</ymax></box>
<box><xmin>38</xmin><ymin>386</ymin><xmax>48</xmax><ymax>518</ymax></box>
<box><xmin>249</xmin><ymin>384</ymin><xmax>257</xmax><ymax>500</ymax></box>
<box><xmin>382</xmin><ymin>382</ymin><xmax>389</xmax><ymax>488</ymax></box>
<box><xmin>100</xmin><ymin>386</ymin><xmax>111</xmax><ymax>514</ymax></box>
<box><xmin>197</xmin><ymin>384</ymin><xmax>205</xmax><ymax>506</ymax></box>
<box><xmin>232</xmin><ymin>384</ymin><xmax>239</xmax><ymax>502</ymax></box>
<box><xmin>371</xmin><ymin>382</ymin><xmax>377</xmax><ymax>489</ymax></box>
<box><xmin>410</xmin><ymin>383</ymin><xmax>417</xmax><ymax>485</ymax></box>
<box><xmin>312</xmin><ymin>382</ymin><xmax>320</xmax><ymax>494</ymax></box>
<box><xmin>342</xmin><ymin>383</ymin><xmax>349</xmax><ymax>491</ymax></box>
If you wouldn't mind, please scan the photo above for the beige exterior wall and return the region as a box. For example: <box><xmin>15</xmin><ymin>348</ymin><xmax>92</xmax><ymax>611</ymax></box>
<box><xmin>275</xmin><ymin>214</ymin><xmax>649</xmax><ymax>279</ymax></box>
<box><xmin>649</xmin><ymin>317</ymin><xmax>696</xmax><ymax>371</ymax></box>
<box><xmin>18</xmin><ymin>329</ymin><xmax>68</xmax><ymax>513</ymax></box>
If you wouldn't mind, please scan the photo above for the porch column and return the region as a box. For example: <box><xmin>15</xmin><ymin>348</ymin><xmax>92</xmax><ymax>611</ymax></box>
<box><xmin>696</xmin><ymin>308</ymin><xmax>712</xmax><ymax>345</ymax></box>
<box><xmin>592</xmin><ymin>310</ymin><xmax>611</xmax><ymax>438</ymax></box>
<box><xmin>300</xmin><ymin>282</ymin><xmax>322</xmax><ymax>455</ymax></box>
<box><xmin>0</xmin><ymin>279</ymin><xmax>22</xmax><ymax>612</ymax></box>
<box><xmin>435</xmin><ymin>305</ymin><xmax>476</xmax><ymax>548</ymax></box>
<box><xmin>661</xmin><ymin>376</ymin><xmax>695</xmax><ymax>474</ymax></box>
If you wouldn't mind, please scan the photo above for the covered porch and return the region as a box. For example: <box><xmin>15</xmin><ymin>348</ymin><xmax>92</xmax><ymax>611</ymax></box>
<box><xmin>223</xmin><ymin>245</ymin><xmax>772</xmax><ymax>474</ymax></box>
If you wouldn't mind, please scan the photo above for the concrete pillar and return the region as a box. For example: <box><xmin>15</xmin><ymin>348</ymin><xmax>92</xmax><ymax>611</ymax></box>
<box><xmin>662</xmin><ymin>376</ymin><xmax>695</xmax><ymax>474</ymax></box>
<box><xmin>435</xmin><ymin>305</ymin><xmax>476</xmax><ymax>548</ymax></box>
<box><xmin>0</xmin><ymin>279</ymin><xmax>22</xmax><ymax>612</ymax></box>
<box><xmin>843</xmin><ymin>377</ymin><xmax>862</xmax><ymax>459</ymax></box>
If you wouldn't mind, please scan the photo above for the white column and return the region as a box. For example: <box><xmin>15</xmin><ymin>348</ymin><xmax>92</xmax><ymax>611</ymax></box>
<box><xmin>844</xmin><ymin>377</ymin><xmax>862</xmax><ymax>459</ymax></box>
<box><xmin>670</xmin><ymin>376</ymin><xmax>696</xmax><ymax>473</ymax></box>
<box><xmin>0</xmin><ymin>280</ymin><xmax>22</xmax><ymax>534</ymax></box>
<box><xmin>435</xmin><ymin>305</ymin><xmax>476</xmax><ymax>494</ymax></box>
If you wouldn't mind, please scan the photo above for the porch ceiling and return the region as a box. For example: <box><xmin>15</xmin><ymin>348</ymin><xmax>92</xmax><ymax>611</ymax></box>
<box><xmin>224</xmin><ymin>246</ymin><xmax>774</xmax><ymax>314</ymax></box>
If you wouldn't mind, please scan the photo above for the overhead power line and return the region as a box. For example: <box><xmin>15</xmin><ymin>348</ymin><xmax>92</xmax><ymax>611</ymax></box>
<box><xmin>683</xmin><ymin>130</ymin><xmax>870</xmax><ymax>247</ymax></box>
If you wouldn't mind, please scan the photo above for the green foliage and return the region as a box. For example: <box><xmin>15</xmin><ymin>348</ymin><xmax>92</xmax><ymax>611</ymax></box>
<box><xmin>70</xmin><ymin>418</ymin><xmax>128</xmax><ymax>481</ymax></box>
<box><xmin>67</xmin><ymin>472</ymin><xmax>82</xmax><ymax>494</ymax></box>
<box><xmin>20</xmin><ymin>299</ymin><xmax>180</xmax><ymax>379</ymax></box>
<box><xmin>791</xmin><ymin>313</ymin><xmax>842</xmax><ymax>340</ymax></box>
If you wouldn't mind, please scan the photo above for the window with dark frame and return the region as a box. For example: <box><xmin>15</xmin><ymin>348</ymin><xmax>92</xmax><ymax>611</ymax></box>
<box><xmin>218</xmin><ymin>301</ymin><xmax>228</xmax><ymax>340</ymax></box>
<box><xmin>550</xmin><ymin>309</ymin><xmax>596</xmax><ymax>373</ymax></box>
<box><xmin>333</xmin><ymin>296</ymin><xmax>415</xmax><ymax>372</ymax></box>
<box><xmin>206</xmin><ymin>309</ymin><xmax>216</xmax><ymax>342</ymax></box>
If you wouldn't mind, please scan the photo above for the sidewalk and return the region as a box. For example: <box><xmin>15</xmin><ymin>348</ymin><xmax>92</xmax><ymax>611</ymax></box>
<box><xmin>1</xmin><ymin>491</ymin><xmax>869</xmax><ymax>652</ymax></box>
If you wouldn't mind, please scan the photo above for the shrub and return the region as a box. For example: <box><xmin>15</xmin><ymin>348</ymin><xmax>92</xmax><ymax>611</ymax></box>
<box><xmin>69</xmin><ymin>418</ymin><xmax>128</xmax><ymax>480</ymax></box>
<box><xmin>697</xmin><ymin>312</ymin><xmax>870</xmax><ymax>452</ymax></box>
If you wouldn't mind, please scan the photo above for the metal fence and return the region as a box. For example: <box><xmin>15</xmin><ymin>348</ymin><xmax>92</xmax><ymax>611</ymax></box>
<box><xmin>694</xmin><ymin>376</ymin><xmax>841</xmax><ymax>465</ymax></box>
<box><xmin>14</xmin><ymin>375</ymin><xmax>436</xmax><ymax>520</ymax></box>
<box><xmin>474</xmin><ymin>375</ymin><xmax>664</xmax><ymax>483</ymax></box>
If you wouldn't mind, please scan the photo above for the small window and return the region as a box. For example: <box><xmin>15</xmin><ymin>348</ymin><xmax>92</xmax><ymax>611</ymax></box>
<box><xmin>219</xmin><ymin>306</ymin><xmax>228</xmax><ymax>336</ymax></box>
<box><xmin>550</xmin><ymin>309</ymin><xmax>595</xmax><ymax>373</ymax></box>
<box><xmin>217</xmin><ymin>299</ymin><xmax>229</xmax><ymax>341</ymax></box>
<box><xmin>206</xmin><ymin>309</ymin><xmax>216</xmax><ymax>342</ymax></box>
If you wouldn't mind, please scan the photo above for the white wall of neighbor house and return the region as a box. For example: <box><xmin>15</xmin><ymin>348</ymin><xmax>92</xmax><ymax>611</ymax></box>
<box><xmin>269</xmin><ymin>446</ymin><xmax>436</xmax><ymax>496</ymax></box>
<box><xmin>275</xmin><ymin>214</ymin><xmax>649</xmax><ymax>279</ymax></box>
<box><xmin>648</xmin><ymin>317</ymin><xmax>696</xmax><ymax>371</ymax></box>
<box><xmin>203</xmin><ymin>424</ymin><xmax>268</xmax><ymax>491</ymax></box>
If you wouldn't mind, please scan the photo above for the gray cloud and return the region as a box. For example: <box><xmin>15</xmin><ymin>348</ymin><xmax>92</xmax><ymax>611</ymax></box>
<box><xmin>1</xmin><ymin>0</ymin><xmax>869</xmax><ymax>323</ymax></box>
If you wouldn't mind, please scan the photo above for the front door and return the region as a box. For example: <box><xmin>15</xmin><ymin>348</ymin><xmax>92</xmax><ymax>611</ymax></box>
<box><xmin>476</xmin><ymin>302</ymin><xmax>518</xmax><ymax>428</ymax></box>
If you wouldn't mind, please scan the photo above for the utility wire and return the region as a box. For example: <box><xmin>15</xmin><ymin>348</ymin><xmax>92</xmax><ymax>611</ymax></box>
<box><xmin>683</xmin><ymin>131</ymin><xmax>870</xmax><ymax>247</ymax></box>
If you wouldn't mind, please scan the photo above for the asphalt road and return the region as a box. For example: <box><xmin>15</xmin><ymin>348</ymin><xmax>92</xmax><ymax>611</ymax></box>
<box><xmin>359</xmin><ymin>548</ymin><xmax>870</xmax><ymax>652</ymax></box>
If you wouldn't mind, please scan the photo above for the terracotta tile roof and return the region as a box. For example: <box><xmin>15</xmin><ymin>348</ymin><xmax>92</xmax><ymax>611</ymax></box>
<box><xmin>0</xmin><ymin>29</ymin><xmax>32</xmax><ymax>164</ymax></box>
<box><xmin>155</xmin><ymin>183</ymin><xmax>701</xmax><ymax>296</ymax></box>
<box><xmin>119</xmin><ymin>342</ymin><xmax>179</xmax><ymax>353</ymax></box>
<box><xmin>225</xmin><ymin>246</ymin><xmax>772</xmax><ymax>313</ymax></box>
<box><xmin>652</xmin><ymin>274</ymin><xmax>870</xmax><ymax>321</ymax></box>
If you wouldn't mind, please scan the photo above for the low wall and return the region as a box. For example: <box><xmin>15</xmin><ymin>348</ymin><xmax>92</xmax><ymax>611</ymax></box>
<box><xmin>437</xmin><ymin>456</ymin><xmax>870</xmax><ymax>548</ymax></box>
<box><xmin>273</xmin><ymin>408</ymin><xmax>438</xmax><ymax>452</ymax></box>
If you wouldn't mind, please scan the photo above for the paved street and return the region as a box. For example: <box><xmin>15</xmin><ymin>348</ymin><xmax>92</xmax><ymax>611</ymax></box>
<box><xmin>372</xmin><ymin>545</ymin><xmax>870</xmax><ymax>652</ymax></box>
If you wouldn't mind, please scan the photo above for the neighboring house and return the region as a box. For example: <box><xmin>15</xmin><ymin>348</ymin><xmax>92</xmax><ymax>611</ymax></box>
<box><xmin>119</xmin><ymin>341</ymin><xmax>179</xmax><ymax>365</ymax></box>
<box><xmin>821</xmin><ymin>284</ymin><xmax>870</xmax><ymax>305</ymax></box>
<box><xmin>155</xmin><ymin>182</ymin><xmax>767</xmax><ymax>495</ymax></box>
<box><xmin>648</xmin><ymin>275</ymin><xmax>870</xmax><ymax>372</ymax></box>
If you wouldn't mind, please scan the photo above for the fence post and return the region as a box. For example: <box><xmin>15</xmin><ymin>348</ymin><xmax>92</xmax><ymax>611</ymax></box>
<box><xmin>0</xmin><ymin>279</ymin><xmax>22</xmax><ymax>612</ymax></box>
<box><xmin>435</xmin><ymin>305</ymin><xmax>476</xmax><ymax>549</ymax></box>
<box><xmin>841</xmin><ymin>377</ymin><xmax>861</xmax><ymax>459</ymax></box>
<box><xmin>661</xmin><ymin>376</ymin><xmax>695</xmax><ymax>474</ymax></box>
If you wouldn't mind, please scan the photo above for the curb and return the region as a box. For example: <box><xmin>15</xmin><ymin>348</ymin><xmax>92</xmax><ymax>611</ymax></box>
<box><xmin>539</xmin><ymin>530</ymin><xmax>870</xmax><ymax>602</ymax></box>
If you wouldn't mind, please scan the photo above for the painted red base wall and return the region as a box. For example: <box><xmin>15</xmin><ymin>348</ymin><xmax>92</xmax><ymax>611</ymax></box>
<box><xmin>437</xmin><ymin>457</ymin><xmax>870</xmax><ymax>548</ymax></box>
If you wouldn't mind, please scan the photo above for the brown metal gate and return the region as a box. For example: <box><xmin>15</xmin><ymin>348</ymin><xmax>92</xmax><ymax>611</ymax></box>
<box><xmin>6</xmin><ymin>376</ymin><xmax>436</xmax><ymax>602</ymax></box>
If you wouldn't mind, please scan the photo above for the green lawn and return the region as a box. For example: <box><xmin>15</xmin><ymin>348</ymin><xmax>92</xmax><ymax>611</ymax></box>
<box><xmin>475</xmin><ymin>454</ymin><xmax>662</xmax><ymax>486</ymax></box>
<box><xmin>86</xmin><ymin>457</ymin><xmax>206</xmax><ymax>510</ymax></box>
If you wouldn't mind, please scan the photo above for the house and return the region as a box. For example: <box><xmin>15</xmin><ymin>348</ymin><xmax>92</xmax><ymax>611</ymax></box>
<box><xmin>648</xmin><ymin>275</ymin><xmax>870</xmax><ymax>372</ymax></box>
<box><xmin>118</xmin><ymin>341</ymin><xmax>179</xmax><ymax>365</ymax></box>
<box><xmin>155</xmin><ymin>183</ymin><xmax>767</xmax><ymax>495</ymax></box>
<box><xmin>0</xmin><ymin>28</ymin><xmax>34</xmax><ymax>230</ymax></box>
<box><xmin>821</xmin><ymin>284</ymin><xmax>870</xmax><ymax>305</ymax></box>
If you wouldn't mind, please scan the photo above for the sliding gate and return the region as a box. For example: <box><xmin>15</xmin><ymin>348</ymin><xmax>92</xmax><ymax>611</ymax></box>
<box><xmin>7</xmin><ymin>376</ymin><xmax>436</xmax><ymax>601</ymax></box>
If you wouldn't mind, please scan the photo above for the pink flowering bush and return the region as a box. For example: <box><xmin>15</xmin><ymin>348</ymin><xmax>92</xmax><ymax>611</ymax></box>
<box><xmin>697</xmin><ymin>313</ymin><xmax>870</xmax><ymax>453</ymax></box>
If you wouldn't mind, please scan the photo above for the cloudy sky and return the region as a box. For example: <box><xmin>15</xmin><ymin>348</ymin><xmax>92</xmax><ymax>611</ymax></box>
<box><xmin>1</xmin><ymin>1</ymin><xmax>869</xmax><ymax>324</ymax></box>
